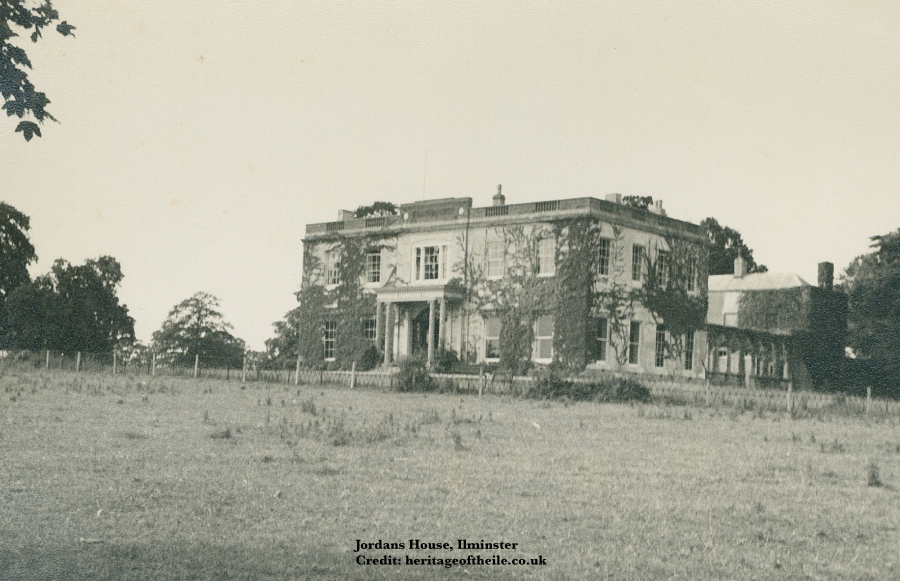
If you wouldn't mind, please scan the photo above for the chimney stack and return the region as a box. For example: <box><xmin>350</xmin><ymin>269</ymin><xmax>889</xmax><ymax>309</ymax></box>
<box><xmin>492</xmin><ymin>184</ymin><xmax>505</xmax><ymax>207</ymax></box>
<box><xmin>818</xmin><ymin>262</ymin><xmax>834</xmax><ymax>290</ymax></box>
<box><xmin>734</xmin><ymin>255</ymin><xmax>746</xmax><ymax>278</ymax></box>
<box><xmin>339</xmin><ymin>209</ymin><xmax>354</xmax><ymax>221</ymax></box>
<box><xmin>605</xmin><ymin>193</ymin><xmax>622</xmax><ymax>204</ymax></box>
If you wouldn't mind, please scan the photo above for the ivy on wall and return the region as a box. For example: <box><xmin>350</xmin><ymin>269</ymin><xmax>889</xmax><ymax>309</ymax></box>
<box><xmin>295</xmin><ymin>234</ymin><xmax>397</xmax><ymax>369</ymax></box>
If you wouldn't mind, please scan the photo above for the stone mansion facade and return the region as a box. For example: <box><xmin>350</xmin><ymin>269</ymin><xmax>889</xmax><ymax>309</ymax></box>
<box><xmin>299</xmin><ymin>190</ymin><xmax>710</xmax><ymax>378</ymax></box>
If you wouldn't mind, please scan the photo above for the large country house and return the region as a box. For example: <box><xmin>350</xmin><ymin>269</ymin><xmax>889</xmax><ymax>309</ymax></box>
<box><xmin>299</xmin><ymin>190</ymin><xmax>711</xmax><ymax>378</ymax></box>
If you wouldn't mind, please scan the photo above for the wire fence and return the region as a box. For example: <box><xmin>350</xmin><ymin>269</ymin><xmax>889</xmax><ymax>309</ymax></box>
<box><xmin>2</xmin><ymin>349</ymin><xmax>897</xmax><ymax>416</ymax></box>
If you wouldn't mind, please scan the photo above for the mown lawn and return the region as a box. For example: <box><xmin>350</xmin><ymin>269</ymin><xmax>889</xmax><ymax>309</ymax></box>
<box><xmin>1</xmin><ymin>368</ymin><xmax>899</xmax><ymax>580</ymax></box>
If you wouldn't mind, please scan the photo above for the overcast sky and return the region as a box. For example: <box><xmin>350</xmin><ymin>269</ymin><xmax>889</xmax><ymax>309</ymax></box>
<box><xmin>4</xmin><ymin>1</ymin><xmax>899</xmax><ymax>350</ymax></box>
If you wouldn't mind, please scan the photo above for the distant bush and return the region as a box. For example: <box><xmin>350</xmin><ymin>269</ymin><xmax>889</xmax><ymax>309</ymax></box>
<box><xmin>432</xmin><ymin>348</ymin><xmax>459</xmax><ymax>373</ymax></box>
<box><xmin>395</xmin><ymin>356</ymin><xmax>436</xmax><ymax>392</ymax></box>
<box><xmin>526</xmin><ymin>368</ymin><xmax>650</xmax><ymax>403</ymax></box>
<box><xmin>357</xmin><ymin>345</ymin><xmax>380</xmax><ymax>371</ymax></box>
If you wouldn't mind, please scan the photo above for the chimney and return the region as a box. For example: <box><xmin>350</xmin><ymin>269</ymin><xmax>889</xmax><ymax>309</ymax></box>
<box><xmin>339</xmin><ymin>210</ymin><xmax>354</xmax><ymax>221</ymax></box>
<box><xmin>605</xmin><ymin>193</ymin><xmax>622</xmax><ymax>204</ymax></box>
<box><xmin>818</xmin><ymin>262</ymin><xmax>834</xmax><ymax>290</ymax></box>
<box><xmin>651</xmin><ymin>199</ymin><xmax>666</xmax><ymax>216</ymax></box>
<box><xmin>492</xmin><ymin>184</ymin><xmax>505</xmax><ymax>207</ymax></box>
<box><xmin>734</xmin><ymin>255</ymin><xmax>746</xmax><ymax>278</ymax></box>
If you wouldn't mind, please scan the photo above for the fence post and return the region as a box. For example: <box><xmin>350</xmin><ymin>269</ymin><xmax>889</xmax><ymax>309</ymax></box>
<box><xmin>350</xmin><ymin>362</ymin><xmax>356</xmax><ymax>389</ymax></box>
<box><xmin>866</xmin><ymin>386</ymin><xmax>871</xmax><ymax>417</ymax></box>
<box><xmin>113</xmin><ymin>351</ymin><xmax>117</xmax><ymax>375</ymax></box>
<box><xmin>76</xmin><ymin>351</ymin><xmax>81</xmax><ymax>372</ymax></box>
<box><xmin>705</xmin><ymin>379</ymin><xmax>710</xmax><ymax>407</ymax></box>
<box><xmin>45</xmin><ymin>349</ymin><xmax>50</xmax><ymax>370</ymax></box>
<box><xmin>294</xmin><ymin>353</ymin><xmax>301</xmax><ymax>386</ymax></box>
<box><xmin>194</xmin><ymin>354</ymin><xmax>199</xmax><ymax>378</ymax></box>
<box><xmin>151</xmin><ymin>353</ymin><xmax>156</xmax><ymax>376</ymax></box>
<box><xmin>787</xmin><ymin>381</ymin><xmax>793</xmax><ymax>416</ymax></box>
<box><xmin>242</xmin><ymin>356</ymin><xmax>247</xmax><ymax>383</ymax></box>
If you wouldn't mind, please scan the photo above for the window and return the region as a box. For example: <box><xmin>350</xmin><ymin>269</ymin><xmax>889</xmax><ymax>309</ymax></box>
<box><xmin>655</xmin><ymin>325</ymin><xmax>666</xmax><ymax>368</ymax></box>
<box><xmin>534</xmin><ymin>316</ymin><xmax>554</xmax><ymax>361</ymax></box>
<box><xmin>628</xmin><ymin>321</ymin><xmax>640</xmax><ymax>365</ymax></box>
<box><xmin>484</xmin><ymin>316</ymin><xmax>500</xmax><ymax>361</ymax></box>
<box><xmin>486</xmin><ymin>240</ymin><xmax>504</xmax><ymax>278</ymax></box>
<box><xmin>686</xmin><ymin>259</ymin><xmax>696</xmax><ymax>292</ymax></box>
<box><xmin>656</xmin><ymin>250</ymin><xmax>669</xmax><ymax>287</ymax></box>
<box><xmin>597</xmin><ymin>238</ymin><xmax>611</xmax><ymax>276</ymax></box>
<box><xmin>591</xmin><ymin>317</ymin><xmax>608</xmax><ymax>362</ymax></box>
<box><xmin>323</xmin><ymin>321</ymin><xmax>336</xmax><ymax>360</ymax></box>
<box><xmin>325</xmin><ymin>251</ymin><xmax>341</xmax><ymax>286</ymax></box>
<box><xmin>414</xmin><ymin>245</ymin><xmax>448</xmax><ymax>281</ymax></box>
<box><xmin>631</xmin><ymin>245</ymin><xmax>644</xmax><ymax>281</ymax></box>
<box><xmin>365</xmin><ymin>250</ymin><xmax>381</xmax><ymax>283</ymax></box>
<box><xmin>363</xmin><ymin>317</ymin><xmax>377</xmax><ymax>341</ymax></box>
<box><xmin>684</xmin><ymin>332</ymin><xmax>694</xmax><ymax>370</ymax></box>
<box><xmin>537</xmin><ymin>237</ymin><xmax>556</xmax><ymax>276</ymax></box>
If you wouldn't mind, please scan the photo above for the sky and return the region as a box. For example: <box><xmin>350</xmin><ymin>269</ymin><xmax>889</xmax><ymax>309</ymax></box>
<box><xmin>4</xmin><ymin>1</ymin><xmax>899</xmax><ymax>351</ymax></box>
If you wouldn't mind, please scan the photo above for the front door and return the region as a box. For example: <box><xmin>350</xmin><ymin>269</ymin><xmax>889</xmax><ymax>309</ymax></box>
<box><xmin>410</xmin><ymin>305</ymin><xmax>439</xmax><ymax>357</ymax></box>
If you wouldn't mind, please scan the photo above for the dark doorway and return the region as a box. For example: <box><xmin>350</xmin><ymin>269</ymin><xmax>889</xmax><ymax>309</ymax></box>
<box><xmin>411</xmin><ymin>305</ymin><xmax>439</xmax><ymax>357</ymax></box>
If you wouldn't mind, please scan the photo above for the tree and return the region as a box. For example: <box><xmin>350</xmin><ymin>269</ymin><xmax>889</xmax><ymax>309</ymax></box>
<box><xmin>152</xmin><ymin>292</ymin><xmax>245</xmax><ymax>368</ymax></box>
<box><xmin>842</xmin><ymin>228</ymin><xmax>900</xmax><ymax>394</ymax></box>
<box><xmin>701</xmin><ymin>217</ymin><xmax>767</xmax><ymax>275</ymax></box>
<box><xmin>5</xmin><ymin>256</ymin><xmax>134</xmax><ymax>352</ymax></box>
<box><xmin>264</xmin><ymin>305</ymin><xmax>302</xmax><ymax>368</ymax></box>
<box><xmin>622</xmin><ymin>195</ymin><xmax>654</xmax><ymax>211</ymax></box>
<box><xmin>354</xmin><ymin>201</ymin><xmax>399</xmax><ymax>219</ymax></box>
<box><xmin>2</xmin><ymin>1</ymin><xmax>75</xmax><ymax>140</ymax></box>
<box><xmin>0</xmin><ymin>202</ymin><xmax>37</xmax><ymax>346</ymax></box>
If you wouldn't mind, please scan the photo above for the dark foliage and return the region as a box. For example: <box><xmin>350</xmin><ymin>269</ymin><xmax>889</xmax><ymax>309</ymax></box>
<box><xmin>1</xmin><ymin>1</ymin><xmax>75</xmax><ymax>140</ymax></box>
<box><xmin>701</xmin><ymin>217</ymin><xmax>767</xmax><ymax>275</ymax></box>
<box><xmin>526</xmin><ymin>368</ymin><xmax>651</xmax><ymax>403</ymax></box>
<box><xmin>0</xmin><ymin>202</ymin><xmax>37</xmax><ymax>346</ymax></box>
<box><xmin>152</xmin><ymin>292</ymin><xmax>244</xmax><ymax>369</ymax></box>
<box><xmin>353</xmin><ymin>202</ymin><xmax>399</xmax><ymax>219</ymax></box>
<box><xmin>395</xmin><ymin>356</ymin><xmax>436</xmax><ymax>392</ymax></box>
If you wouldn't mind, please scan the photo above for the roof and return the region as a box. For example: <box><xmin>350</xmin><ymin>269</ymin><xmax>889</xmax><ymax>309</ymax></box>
<box><xmin>708</xmin><ymin>272</ymin><xmax>811</xmax><ymax>292</ymax></box>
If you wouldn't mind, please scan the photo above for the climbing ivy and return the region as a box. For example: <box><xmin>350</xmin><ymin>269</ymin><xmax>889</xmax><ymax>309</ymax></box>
<box><xmin>294</xmin><ymin>234</ymin><xmax>397</xmax><ymax>369</ymax></box>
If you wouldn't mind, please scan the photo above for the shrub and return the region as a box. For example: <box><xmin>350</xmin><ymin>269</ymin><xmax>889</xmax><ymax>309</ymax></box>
<box><xmin>396</xmin><ymin>356</ymin><xmax>436</xmax><ymax>392</ymax></box>
<box><xmin>526</xmin><ymin>368</ymin><xmax>650</xmax><ymax>403</ymax></box>
<box><xmin>357</xmin><ymin>345</ymin><xmax>380</xmax><ymax>371</ymax></box>
<box><xmin>432</xmin><ymin>348</ymin><xmax>459</xmax><ymax>373</ymax></box>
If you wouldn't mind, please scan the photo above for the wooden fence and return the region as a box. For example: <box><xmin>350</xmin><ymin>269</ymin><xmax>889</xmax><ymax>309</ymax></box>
<box><xmin>3</xmin><ymin>350</ymin><xmax>897</xmax><ymax>416</ymax></box>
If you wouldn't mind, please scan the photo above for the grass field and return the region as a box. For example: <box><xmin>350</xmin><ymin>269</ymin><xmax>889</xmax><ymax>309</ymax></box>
<box><xmin>1</xmin><ymin>368</ymin><xmax>899</xmax><ymax>580</ymax></box>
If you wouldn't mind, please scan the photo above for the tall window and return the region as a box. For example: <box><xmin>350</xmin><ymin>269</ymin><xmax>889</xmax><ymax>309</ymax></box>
<box><xmin>597</xmin><ymin>238</ymin><xmax>611</xmax><ymax>276</ymax></box>
<box><xmin>655</xmin><ymin>325</ymin><xmax>666</xmax><ymax>368</ymax></box>
<box><xmin>686</xmin><ymin>259</ymin><xmax>696</xmax><ymax>292</ymax></box>
<box><xmin>534</xmin><ymin>316</ymin><xmax>554</xmax><ymax>361</ymax></box>
<box><xmin>486</xmin><ymin>240</ymin><xmax>505</xmax><ymax>278</ymax></box>
<box><xmin>325</xmin><ymin>251</ymin><xmax>341</xmax><ymax>286</ymax></box>
<box><xmin>628</xmin><ymin>321</ymin><xmax>640</xmax><ymax>365</ymax></box>
<box><xmin>366</xmin><ymin>250</ymin><xmax>381</xmax><ymax>283</ymax></box>
<box><xmin>414</xmin><ymin>245</ymin><xmax>448</xmax><ymax>281</ymax></box>
<box><xmin>631</xmin><ymin>244</ymin><xmax>644</xmax><ymax>281</ymax></box>
<box><xmin>684</xmin><ymin>332</ymin><xmax>694</xmax><ymax>370</ymax></box>
<box><xmin>537</xmin><ymin>237</ymin><xmax>556</xmax><ymax>276</ymax></box>
<box><xmin>656</xmin><ymin>250</ymin><xmax>669</xmax><ymax>287</ymax></box>
<box><xmin>323</xmin><ymin>321</ymin><xmax>336</xmax><ymax>360</ymax></box>
<box><xmin>484</xmin><ymin>316</ymin><xmax>500</xmax><ymax>361</ymax></box>
<box><xmin>363</xmin><ymin>317</ymin><xmax>377</xmax><ymax>341</ymax></box>
<box><xmin>591</xmin><ymin>317</ymin><xmax>608</xmax><ymax>362</ymax></box>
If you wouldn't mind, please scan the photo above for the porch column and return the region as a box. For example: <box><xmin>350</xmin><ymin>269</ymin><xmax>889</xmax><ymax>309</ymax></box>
<box><xmin>383</xmin><ymin>302</ymin><xmax>393</xmax><ymax>366</ymax></box>
<box><xmin>782</xmin><ymin>342</ymin><xmax>790</xmax><ymax>380</ymax></box>
<box><xmin>438</xmin><ymin>299</ymin><xmax>447</xmax><ymax>350</ymax></box>
<box><xmin>744</xmin><ymin>353</ymin><xmax>753</xmax><ymax>387</ymax></box>
<box><xmin>375</xmin><ymin>301</ymin><xmax>384</xmax><ymax>349</ymax></box>
<box><xmin>427</xmin><ymin>299</ymin><xmax>436</xmax><ymax>366</ymax></box>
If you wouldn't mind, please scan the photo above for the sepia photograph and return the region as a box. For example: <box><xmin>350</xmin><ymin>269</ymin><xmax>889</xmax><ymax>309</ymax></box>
<box><xmin>2</xmin><ymin>1</ymin><xmax>899</xmax><ymax>579</ymax></box>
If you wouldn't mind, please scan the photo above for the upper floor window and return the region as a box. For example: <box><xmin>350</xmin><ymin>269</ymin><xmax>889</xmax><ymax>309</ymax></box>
<box><xmin>414</xmin><ymin>245</ymin><xmax>448</xmax><ymax>281</ymax></box>
<box><xmin>631</xmin><ymin>244</ymin><xmax>644</xmax><ymax>282</ymax></box>
<box><xmin>656</xmin><ymin>250</ymin><xmax>669</xmax><ymax>287</ymax></box>
<box><xmin>366</xmin><ymin>250</ymin><xmax>381</xmax><ymax>283</ymax></box>
<box><xmin>537</xmin><ymin>237</ymin><xmax>556</xmax><ymax>276</ymax></box>
<box><xmin>597</xmin><ymin>238</ymin><xmax>611</xmax><ymax>276</ymax></box>
<box><xmin>325</xmin><ymin>251</ymin><xmax>341</xmax><ymax>286</ymax></box>
<box><xmin>486</xmin><ymin>240</ymin><xmax>505</xmax><ymax>278</ymax></box>
<box><xmin>686</xmin><ymin>259</ymin><xmax>696</xmax><ymax>292</ymax></box>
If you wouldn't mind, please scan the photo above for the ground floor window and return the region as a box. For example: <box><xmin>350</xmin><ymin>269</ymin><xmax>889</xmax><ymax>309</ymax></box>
<box><xmin>534</xmin><ymin>316</ymin><xmax>554</xmax><ymax>362</ymax></box>
<box><xmin>591</xmin><ymin>317</ymin><xmax>608</xmax><ymax>362</ymax></box>
<box><xmin>324</xmin><ymin>321</ymin><xmax>336</xmax><ymax>360</ymax></box>
<box><xmin>684</xmin><ymin>332</ymin><xmax>694</xmax><ymax>370</ymax></box>
<box><xmin>484</xmin><ymin>316</ymin><xmax>500</xmax><ymax>361</ymax></box>
<box><xmin>655</xmin><ymin>325</ymin><xmax>666</xmax><ymax>368</ymax></box>
<box><xmin>628</xmin><ymin>321</ymin><xmax>641</xmax><ymax>365</ymax></box>
<box><xmin>363</xmin><ymin>317</ymin><xmax>376</xmax><ymax>341</ymax></box>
